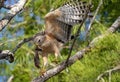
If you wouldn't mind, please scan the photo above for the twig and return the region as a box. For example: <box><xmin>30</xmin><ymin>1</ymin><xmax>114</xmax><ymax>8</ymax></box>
<box><xmin>85</xmin><ymin>0</ymin><xmax>103</xmax><ymax>39</ymax></box>
<box><xmin>7</xmin><ymin>75</ymin><xmax>14</xmax><ymax>82</ymax></box>
<box><xmin>32</xmin><ymin>16</ymin><xmax>120</xmax><ymax>82</ymax></box>
<box><xmin>12</xmin><ymin>31</ymin><xmax>45</xmax><ymax>54</ymax></box>
<box><xmin>96</xmin><ymin>65</ymin><xmax>120</xmax><ymax>82</ymax></box>
<box><xmin>65</xmin><ymin>5</ymin><xmax>90</xmax><ymax>64</ymax></box>
<box><xmin>12</xmin><ymin>37</ymin><xmax>33</xmax><ymax>54</ymax></box>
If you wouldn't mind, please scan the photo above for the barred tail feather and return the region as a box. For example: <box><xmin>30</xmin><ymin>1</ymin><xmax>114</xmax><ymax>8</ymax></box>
<box><xmin>58</xmin><ymin>0</ymin><xmax>92</xmax><ymax>25</ymax></box>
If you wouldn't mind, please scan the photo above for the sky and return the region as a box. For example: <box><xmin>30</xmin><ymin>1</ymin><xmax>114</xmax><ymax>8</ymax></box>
<box><xmin>0</xmin><ymin>1</ymin><xmax>16</xmax><ymax>82</ymax></box>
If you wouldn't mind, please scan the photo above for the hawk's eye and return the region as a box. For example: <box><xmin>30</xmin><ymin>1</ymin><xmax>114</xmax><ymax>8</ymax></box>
<box><xmin>38</xmin><ymin>39</ymin><xmax>41</xmax><ymax>43</ymax></box>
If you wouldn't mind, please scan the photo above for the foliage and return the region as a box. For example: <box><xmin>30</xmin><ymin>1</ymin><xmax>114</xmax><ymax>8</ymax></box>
<box><xmin>48</xmin><ymin>33</ymin><xmax>120</xmax><ymax>82</ymax></box>
<box><xmin>0</xmin><ymin>0</ymin><xmax>120</xmax><ymax>82</ymax></box>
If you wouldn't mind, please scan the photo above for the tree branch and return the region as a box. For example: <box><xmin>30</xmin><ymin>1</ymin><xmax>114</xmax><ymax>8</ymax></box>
<box><xmin>87</xmin><ymin>0</ymin><xmax>103</xmax><ymax>32</ymax></box>
<box><xmin>0</xmin><ymin>31</ymin><xmax>44</xmax><ymax>63</ymax></box>
<box><xmin>32</xmin><ymin>16</ymin><xmax>120</xmax><ymax>82</ymax></box>
<box><xmin>3</xmin><ymin>4</ymin><xmax>12</xmax><ymax>9</ymax></box>
<box><xmin>0</xmin><ymin>36</ymin><xmax>33</xmax><ymax>63</ymax></box>
<box><xmin>0</xmin><ymin>50</ymin><xmax>14</xmax><ymax>63</ymax></box>
<box><xmin>65</xmin><ymin>9</ymin><xmax>89</xmax><ymax>64</ymax></box>
<box><xmin>84</xmin><ymin>0</ymin><xmax>103</xmax><ymax>41</ymax></box>
<box><xmin>12</xmin><ymin>37</ymin><xmax>33</xmax><ymax>54</ymax></box>
<box><xmin>89</xmin><ymin>16</ymin><xmax>120</xmax><ymax>47</ymax></box>
<box><xmin>12</xmin><ymin>31</ymin><xmax>45</xmax><ymax>54</ymax></box>
<box><xmin>0</xmin><ymin>0</ymin><xmax>27</xmax><ymax>31</ymax></box>
<box><xmin>7</xmin><ymin>75</ymin><xmax>14</xmax><ymax>82</ymax></box>
<box><xmin>107</xmin><ymin>16</ymin><xmax>120</xmax><ymax>33</ymax></box>
<box><xmin>96</xmin><ymin>64</ymin><xmax>120</xmax><ymax>82</ymax></box>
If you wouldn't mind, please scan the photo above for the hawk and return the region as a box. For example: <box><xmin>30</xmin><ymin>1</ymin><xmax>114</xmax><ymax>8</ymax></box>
<box><xmin>33</xmin><ymin>0</ymin><xmax>92</xmax><ymax>68</ymax></box>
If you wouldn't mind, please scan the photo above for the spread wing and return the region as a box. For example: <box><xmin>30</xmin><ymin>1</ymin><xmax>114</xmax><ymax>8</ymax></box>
<box><xmin>44</xmin><ymin>0</ymin><xmax>91</xmax><ymax>43</ymax></box>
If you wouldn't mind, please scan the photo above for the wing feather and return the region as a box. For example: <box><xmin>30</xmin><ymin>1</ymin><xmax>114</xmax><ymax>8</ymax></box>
<box><xmin>44</xmin><ymin>0</ymin><xmax>91</xmax><ymax>43</ymax></box>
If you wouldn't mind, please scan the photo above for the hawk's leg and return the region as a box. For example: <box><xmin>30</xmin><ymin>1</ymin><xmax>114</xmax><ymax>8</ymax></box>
<box><xmin>42</xmin><ymin>54</ymin><xmax>48</xmax><ymax>67</ymax></box>
<box><xmin>52</xmin><ymin>46</ymin><xmax>63</xmax><ymax>64</ymax></box>
<box><xmin>40</xmin><ymin>53</ymin><xmax>48</xmax><ymax>74</ymax></box>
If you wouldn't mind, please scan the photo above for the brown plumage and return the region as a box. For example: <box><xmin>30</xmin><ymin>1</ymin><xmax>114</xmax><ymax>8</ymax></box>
<box><xmin>33</xmin><ymin>0</ymin><xmax>92</xmax><ymax>68</ymax></box>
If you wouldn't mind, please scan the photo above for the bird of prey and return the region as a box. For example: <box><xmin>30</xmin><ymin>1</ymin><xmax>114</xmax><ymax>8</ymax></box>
<box><xmin>33</xmin><ymin>0</ymin><xmax>92</xmax><ymax>69</ymax></box>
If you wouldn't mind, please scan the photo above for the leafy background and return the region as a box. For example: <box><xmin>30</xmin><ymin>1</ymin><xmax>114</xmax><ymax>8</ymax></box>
<box><xmin>0</xmin><ymin>0</ymin><xmax>120</xmax><ymax>82</ymax></box>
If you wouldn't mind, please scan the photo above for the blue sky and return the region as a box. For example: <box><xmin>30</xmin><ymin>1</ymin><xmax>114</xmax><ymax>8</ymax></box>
<box><xmin>0</xmin><ymin>1</ymin><xmax>16</xmax><ymax>81</ymax></box>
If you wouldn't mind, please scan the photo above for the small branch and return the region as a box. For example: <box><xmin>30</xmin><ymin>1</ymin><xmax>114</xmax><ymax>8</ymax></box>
<box><xmin>85</xmin><ymin>0</ymin><xmax>103</xmax><ymax>39</ymax></box>
<box><xmin>7</xmin><ymin>75</ymin><xmax>14</xmax><ymax>82</ymax></box>
<box><xmin>0</xmin><ymin>32</ymin><xmax>44</xmax><ymax>62</ymax></box>
<box><xmin>0</xmin><ymin>31</ymin><xmax>43</xmax><ymax>63</ymax></box>
<box><xmin>96</xmin><ymin>65</ymin><xmax>120</xmax><ymax>82</ymax></box>
<box><xmin>0</xmin><ymin>37</ymin><xmax>33</xmax><ymax>63</ymax></box>
<box><xmin>0</xmin><ymin>0</ymin><xmax>27</xmax><ymax>31</ymax></box>
<box><xmin>65</xmin><ymin>9</ymin><xmax>89</xmax><ymax>64</ymax></box>
<box><xmin>12</xmin><ymin>31</ymin><xmax>45</xmax><ymax>54</ymax></box>
<box><xmin>66</xmin><ymin>0</ymin><xmax>103</xmax><ymax>71</ymax></box>
<box><xmin>32</xmin><ymin>16</ymin><xmax>120</xmax><ymax>82</ymax></box>
<box><xmin>12</xmin><ymin>37</ymin><xmax>33</xmax><ymax>54</ymax></box>
<box><xmin>8</xmin><ymin>21</ymin><xmax>27</xmax><ymax>28</ymax></box>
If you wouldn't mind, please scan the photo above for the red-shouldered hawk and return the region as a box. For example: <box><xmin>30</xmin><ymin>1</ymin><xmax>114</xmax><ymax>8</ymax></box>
<box><xmin>33</xmin><ymin>0</ymin><xmax>92</xmax><ymax>68</ymax></box>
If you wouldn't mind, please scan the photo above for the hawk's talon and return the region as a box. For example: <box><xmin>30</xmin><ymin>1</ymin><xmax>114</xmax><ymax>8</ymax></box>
<box><xmin>52</xmin><ymin>59</ymin><xmax>60</xmax><ymax>64</ymax></box>
<box><xmin>39</xmin><ymin>67</ymin><xmax>47</xmax><ymax>75</ymax></box>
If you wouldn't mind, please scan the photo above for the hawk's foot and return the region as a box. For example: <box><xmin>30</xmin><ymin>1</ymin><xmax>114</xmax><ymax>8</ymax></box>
<box><xmin>51</xmin><ymin>59</ymin><xmax>60</xmax><ymax>64</ymax></box>
<box><xmin>39</xmin><ymin>68</ymin><xmax>46</xmax><ymax>75</ymax></box>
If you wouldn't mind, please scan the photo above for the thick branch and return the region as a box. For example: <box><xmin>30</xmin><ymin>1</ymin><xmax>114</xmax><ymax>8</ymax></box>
<box><xmin>32</xmin><ymin>16</ymin><xmax>120</xmax><ymax>82</ymax></box>
<box><xmin>0</xmin><ymin>0</ymin><xmax>27</xmax><ymax>31</ymax></box>
<box><xmin>33</xmin><ymin>48</ymin><xmax>87</xmax><ymax>82</ymax></box>
<box><xmin>0</xmin><ymin>50</ymin><xmax>14</xmax><ymax>63</ymax></box>
<box><xmin>0</xmin><ymin>37</ymin><xmax>33</xmax><ymax>63</ymax></box>
<box><xmin>89</xmin><ymin>16</ymin><xmax>120</xmax><ymax>47</ymax></box>
<box><xmin>0</xmin><ymin>31</ymin><xmax>44</xmax><ymax>62</ymax></box>
<box><xmin>3</xmin><ymin>5</ymin><xmax>12</xmax><ymax>9</ymax></box>
<box><xmin>107</xmin><ymin>16</ymin><xmax>120</xmax><ymax>33</ymax></box>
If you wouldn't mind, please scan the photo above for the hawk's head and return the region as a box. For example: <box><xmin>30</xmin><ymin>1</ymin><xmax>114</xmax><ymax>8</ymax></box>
<box><xmin>33</xmin><ymin>31</ymin><xmax>45</xmax><ymax>46</ymax></box>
